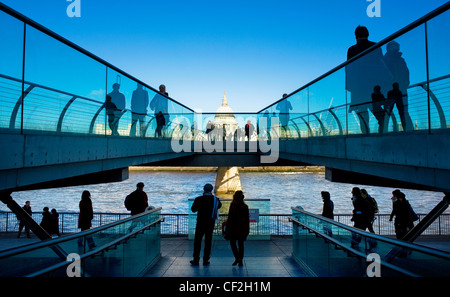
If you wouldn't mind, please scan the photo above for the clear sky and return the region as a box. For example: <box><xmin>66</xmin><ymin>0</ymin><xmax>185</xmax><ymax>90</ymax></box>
<box><xmin>1</xmin><ymin>0</ymin><xmax>448</xmax><ymax>112</ymax></box>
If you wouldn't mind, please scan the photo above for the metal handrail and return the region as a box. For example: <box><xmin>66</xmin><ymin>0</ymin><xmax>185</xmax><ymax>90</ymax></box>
<box><xmin>0</xmin><ymin>207</ymin><xmax>162</xmax><ymax>259</ymax></box>
<box><xmin>26</xmin><ymin>216</ymin><xmax>164</xmax><ymax>277</ymax></box>
<box><xmin>291</xmin><ymin>206</ymin><xmax>450</xmax><ymax>260</ymax></box>
<box><xmin>289</xmin><ymin>216</ymin><xmax>419</xmax><ymax>277</ymax></box>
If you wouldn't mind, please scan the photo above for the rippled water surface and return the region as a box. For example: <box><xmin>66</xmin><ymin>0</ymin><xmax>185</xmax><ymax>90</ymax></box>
<box><xmin>4</xmin><ymin>170</ymin><xmax>448</xmax><ymax>215</ymax></box>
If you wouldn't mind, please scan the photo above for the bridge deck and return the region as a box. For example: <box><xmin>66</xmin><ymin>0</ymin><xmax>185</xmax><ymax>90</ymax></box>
<box><xmin>145</xmin><ymin>237</ymin><xmax>306</xmax><ymax>277</ymax></box>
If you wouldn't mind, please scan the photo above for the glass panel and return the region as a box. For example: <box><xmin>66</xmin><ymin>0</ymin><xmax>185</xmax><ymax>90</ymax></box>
<box><xmin>427</xmin><ymin>10</ymin><xmax>450</xmax><ymax>129</ymax></box>
<box><xmin>23</xmin><ymin>26</ymin><xmax>106</xmax><ymax>134</ymax></box>
<box><xmin>345</xmin><ymin>25</ymin><xmax>427</xmax><ymax>135</ymax></box>
<box><xmin>308</xmin><ymin>68</ymin><xmax>347</xmax><ymax>137</ymax></box>
<box><xmin>291</xmin><ymin>208</ymin><xmax>450</xmax><ymax>277</ymax></box>
<box><xmin>0</xmin><ymin>209</ymin><xmax>161</xmax><ymax>277</ymax></box>
<box><xmin>0</xmin><ymin>11</ymin><xmax>24</xmax><ymax>131</ymax></box>
<box><xmin>381</xmin><ymin>25</ymin><xmax>427</xmax><ymax>133</ymax></box>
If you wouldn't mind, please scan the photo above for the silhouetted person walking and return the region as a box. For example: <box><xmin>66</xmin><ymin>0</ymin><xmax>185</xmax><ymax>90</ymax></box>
<box><xmin>390</xmin><ymin>190</ymin><xmax>414</xmax><ymax>239</ymax></box>
<box><xmin>383</xmin><ymin>41</ymin><xmax>412</xmax><ymax>131</ymax></box>
<box><xmin>371</xmin><ymin>85</ymin><xmax>386</xmax><ymax>134</ymax></box>
<box><xmin>130</xmin><ymin>83</ymin><xmax>149</xmax><ymax>137</ymax></box>
<box><xmin>227</xmin><ymin>190</ymin><xmax>250</xmax><ymax>266</ymax></box>
<box><xmin>17</xmin><ymin>201</ymin><xmax>32</xmax><ymax>238</ymax></box>
<box><xmin>346</xmin><ymin>26</ymin><xmax>387</xmax><ymax>134</ymax></box>
<box><xmin>388</xmin><ymin>82</ymin><xmax>413</xmax><ymax>132</ymax></box>
<box><xmin>361</xmin><ymin>189</ymin><xmax>377</xmax><ymax>234</ymax></box>
<box><xmin>190</xmin><ymin>183</ymin><xmax>222</xmax><ymax>266</ymax></box>
<box><xmin>105</xmin><ymin>94</ymin><xmax>119</xmax><ymax>136</ymax></box>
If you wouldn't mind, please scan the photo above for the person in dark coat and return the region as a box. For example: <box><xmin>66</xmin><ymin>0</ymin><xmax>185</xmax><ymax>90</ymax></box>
<box><xmin>346</xmin><ymin>25</ymin><xmax>388</xmax><ymax>134</ymax></box>
<box><xmin>390</xmin><ymin>190</ymin><xmax>414</xmax><ymax>239</ymax></box>
<box><xmin>78</xmin><ymin>190</ymin><xmax>93</xmax><ymax>231</ymax></box>
<box><xmin>321</xmin><ymin>191</ymin><xmax>334</xmax><ymax>220</ymax></box>
<box><xmin>40</xmin><ymin>207</ymin><xmax>52</xmax><ymax>235</ymax></box>
<box><xmin>350</xmin><ymin>187</ymin><xmax>371</xmax><ymax>247</ymax></box>
<box><xmin>155</xmin><ymin>111</ymin><xmax>166</xmax><ymax>138</ymax></box>
<box><xmin>227</xmin><ymin>190</ymin><xmax>250</xmax><ymax>266</ymax></box>
<box><xmin>50</xmin><ymin>209</ymin><xmax>60</xmax><ymax>236</ymax></box>
<box><xmin>17</xmin><ymin>201</ymin><xmax>32</xmax><ymax>238</ymax></box>
<box><xmin>78</xmin><ymin>190</ymin><xmax>96</xmax><ymax>249</ymax></box>
<box><xmin>245</xmin><ymin>120</ymin><xmax>255</xmax><ymax>141</ymax></box>
<box><xmin>190</xmin><ymin>183</ymin><xmax>222</xmax><ymax>266</ymax></box>
<box><xmin>126</xmin><ymin>182</ymin><xmax>149</xmax><ymax>216</ymax></box>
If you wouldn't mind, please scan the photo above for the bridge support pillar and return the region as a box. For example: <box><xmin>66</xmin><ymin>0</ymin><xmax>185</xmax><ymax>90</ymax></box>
<box><xmin>215</xmin><ymin>167</ymin><xmax>242</xmax><ymax>195</ymax></box>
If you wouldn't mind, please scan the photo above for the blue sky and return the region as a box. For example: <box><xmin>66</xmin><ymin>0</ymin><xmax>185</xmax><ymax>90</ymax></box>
<box><xmin>1</xmin><ymin>0</ymin><xmax>448</xmax><ymax>112</ymax></box>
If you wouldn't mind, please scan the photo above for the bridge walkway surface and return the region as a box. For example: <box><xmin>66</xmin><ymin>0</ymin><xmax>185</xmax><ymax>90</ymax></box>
<box><xmin>145</xmin><ymin>236</ymin><xmax>305</xmax><ymax>277</ymax></box>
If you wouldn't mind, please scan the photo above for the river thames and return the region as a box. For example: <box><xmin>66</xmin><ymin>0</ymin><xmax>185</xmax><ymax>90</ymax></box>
<box><xmin>3</xmin><ymin>167</ymin><xmax>448</xmax><ymax>216</ymax></box>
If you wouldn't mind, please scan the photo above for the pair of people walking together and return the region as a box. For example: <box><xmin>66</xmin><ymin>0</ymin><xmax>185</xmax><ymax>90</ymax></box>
<box><xmin>190</xmin><ymin>184</ymin><xmax>250</xmax><ymax>266</ymax></box>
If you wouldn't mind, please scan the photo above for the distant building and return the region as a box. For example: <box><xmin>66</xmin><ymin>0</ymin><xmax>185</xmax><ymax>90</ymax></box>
<box><xmin>214</xmin><ymin>92</ymin><xmax>239</xmax><ymax>140</ymax></box>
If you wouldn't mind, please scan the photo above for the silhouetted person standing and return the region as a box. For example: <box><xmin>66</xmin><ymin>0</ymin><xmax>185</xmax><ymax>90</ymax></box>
<box><xmin>78</xmin><ymin>190</ymin><xmax>94</xmax><ymax>232</ymax></box>
<box><xmin>350</xmin><ymin>187</ymin><xmax>370</xmax><ymax>247</ymax></box>
<box><xmin>245</xmin><ymin>120</ymin><xmax>255</xmax><ymax>141</ymax></box>
<box><xmin>50</xmin><ymin>209</ymin><xmax>60</xmax><ymax>237</ymax></box>
<box><xmin>155</xmin><ymin>111</ymin><xmax>165</xmax><ymax>138</ymax></box>
<box><xmin>321</xmin><ymin>191</ymin><xmax>334</xmax><ymax>220</ymax></box>
<box><xmin>106</xmin><ymin>83</ymin><xmax>126</xmax><ymax>135</ymax></box>
<box><xmin>190</xmin><ymin>183</ymin><xmax>222</xmax><ymax>266</ymax></box>
<box><xmin>130</xmin><ymin>83</ymin><xmax>149</xmax><ymax>137</ymax></box>
<box><xmin>78</xmin><ymin>190</ymin><xmax>95</xmax><ymax>248</ymax></box>
<box><xmin>150</xmin><ymin>84</ymin><xmax>169</xmax><ymax>134</ymax></box>
<box><xmin>276</xmin><ymin>93</ymin><xmax>293</xmax><ymax>131</ymax></box>
<box><xmin>346</xmin><ymin>26</ymin><xmax>386</xmax><ymax>134</ymax></box>
<box><xmin>125</xmin><ymin>182</ymin><xmax>149</xmax><ymax>216</ymax></box>
<box><xmin>40</xmin><ymin>207</ymin><xmax>52</xmax><ymax>235</ymax></box>
<box><xmin>227</xmin><ymin>190</ymin><xmax>250</xmax><ymax>266</ymax></box>
<box><xmin>17</xmin><ymin>201</ymin><xmax>32</xmax><ymax>238</ymax></box>
<box><xmin>383</xmin><ymin>41</ymin><xmax>412</xmax><ymax>131</ymax></box>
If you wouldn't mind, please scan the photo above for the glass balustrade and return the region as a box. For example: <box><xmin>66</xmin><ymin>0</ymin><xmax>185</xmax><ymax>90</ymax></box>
<box><xmin>291</xmin><ymin>207</ymin><xmax>450</xmax><ymax>277</ymax></box>
<box><xmin>0</xmin><ymin>5</ymin><xmax>194</xmax><ymax>138</ymax></box>
<box><xmin>1</xmin><ymin>4</ymin><xmax>449</xmax><ymax>142</ymax></box>
<box><xmin>258</xmin><ymin>6</ymin><xmax>450</xmax><ymax>138</ymax></box>
<box><xmin>0</xmin><ymin>208</ymin><xmax>162</xmax><ymax>277</ymax></box>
